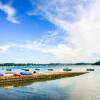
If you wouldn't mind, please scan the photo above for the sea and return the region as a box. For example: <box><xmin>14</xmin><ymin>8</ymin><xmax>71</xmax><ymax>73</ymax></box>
<box><xmin>0</xmin><ymin>65</ymin><xmax>99</xmax><ymax>100</ymax></box>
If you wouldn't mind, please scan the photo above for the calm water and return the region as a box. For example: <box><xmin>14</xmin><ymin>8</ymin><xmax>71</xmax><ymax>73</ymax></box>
<box><xmin>0</xmin><ymin>65</ymin><xmax>100</xmax><ymax>100</ymax></box>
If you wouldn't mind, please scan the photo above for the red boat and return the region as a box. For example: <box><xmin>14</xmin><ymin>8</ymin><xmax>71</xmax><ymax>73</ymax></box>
<box><xmin>13</xmin><ymin>73</ymin><xmax>21</xmax><ymax>76</ymax></box>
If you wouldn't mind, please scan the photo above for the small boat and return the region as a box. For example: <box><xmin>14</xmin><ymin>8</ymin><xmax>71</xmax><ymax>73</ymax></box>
<box><xmin>21</xmin><ymin>69</ymin><xmax>29</xmax><ymax>71</ymax></box>
<box><xmin>35</xmin><ymin>68</ymin><xmax>40</xmax><ymax>71</ymax></box>
<box><xmin>48</xmin><ymin>69</ymin><xmax>53</xmax><ymax>71</ymax></box>
<box><xmin>4</xmin><ymin>74</ymin><xmax>13</xmax><ymax>76</ymax></box>
<box><xmin>87</xmin><ymin>68</ymin><xmax>95</xmax><ymax>71</ymax></box>
<box><xmin>6</xmin><ymin>68</ymin><xmax>12</xmax><ymax>71</ymax></box>
<box><xmin>33</xmin><ymin>71</ymin><xmax>37</xmax><ymax>73</ymax></box>
<box><xmin>5</xmin><ymin>72</ymin><xmax>15</xmax><ymax>74</ymax></box>
<box><xmin>63</xmin><ymin>68</ymin><xmax>72</xmax><ymax>71</ymax></box>
<box><xmin>13</xmin><ymin>73</ymin><xmax>21</xmax><ymax>76</ymax></box>
<box><xmin>0</xmin><ymin>73</ymin><xmax>4</xmax><ymax>76</ymax></box>
<box><xmin>20</xmin><ymin>72</ymin><xmax>32</xmax><ymax>75</ymax></box>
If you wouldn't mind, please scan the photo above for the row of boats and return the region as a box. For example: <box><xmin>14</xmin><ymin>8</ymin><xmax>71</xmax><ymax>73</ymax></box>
<box><xmin>0</xmin><ymin>68</ymin><xmax>95</xmax><ymax>76</ymax></box>
<box><xmin>0</xmin><ymin>72</ymin><xmax>34</xmax><ymax>76</ymax></box>
<box><xmin>6</xmin><ymin>68</ymin><xmax>95</xmax><ymax>72</ymax></box>
<box><xmin>63</xmin><ymin>68</ymin><xmax>95</xmax><ymax>71</ymax></box>
<box><xmin>6</xmin><ymin>68</ymin><xmax>54</xmax><ymax>71</ymax></box>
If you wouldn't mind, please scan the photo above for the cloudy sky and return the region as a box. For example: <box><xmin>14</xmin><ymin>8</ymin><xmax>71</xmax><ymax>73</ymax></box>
<box><xmin>0</xmin><ymin>0</ymin><xmax>100</xmax><ymax>63</ymax></box>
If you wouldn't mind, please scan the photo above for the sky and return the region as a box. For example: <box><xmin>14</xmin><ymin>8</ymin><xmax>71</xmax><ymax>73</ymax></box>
<box><xmin>0</xmin><ymin>0</ymin><xmax>100</xmax><ymax>63</ymax></box>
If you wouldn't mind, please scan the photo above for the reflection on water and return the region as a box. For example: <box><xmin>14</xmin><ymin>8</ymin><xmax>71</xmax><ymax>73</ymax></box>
<box><xmin>0</xmin><ymin>81</ymin><xmax>34</xmax><ymax>88</ymax></box>
<box><xmin>0</xmin><ymin>65</ymin><xmax>99</xmax><ymax>100</ymax></box>
<box><xmin>69</xmin><ymin>71</ymin><xmax>100</xmax><ymax>100</ymax></box>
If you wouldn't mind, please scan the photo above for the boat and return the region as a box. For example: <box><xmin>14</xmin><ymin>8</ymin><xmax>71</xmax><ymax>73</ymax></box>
<box><xmin>33</xmin><ymin>71</ymin><xmax>37</xmax><ymax>73</ymax></box>
<box><xmin>21</xmin><ymin>69</ymin><xmax>29</xmax><ymax>71</ymax></box>
<box><xmin>20</xmin><ymin>72</ymin><xmax>32</xmax><ymax>75</ymax></box>
<box><xmin>5</xmin><ymin>72</ymin><xmax>15</xmax><ymax>74</ymax></box>
<box><xmin>6</xmin><ymin>68</ymin><xmax>12</xmax><ymax>71</ymax></box>
<box><xmin>4</xmin><ymin>74</ymin><xmax>13</xmax><ymax>76</ymax></box>
<box><xmin>63</xmin><ymin>68</ymin><xmax>72</xmax><ymax>71</ymax></box>
<box><xmin>35</xmin><ymin>68</ymin><xmax>40</xmax><ymax>71</ymax></box>
<box><xmin>48</xmin><ymin>69</ymin><xmax>53</xmax><ymax>71</ymax></box>
<box><xmin>0</xmin><ymin>73</ymin><xmax>4</xmax><ymax>76</ymax></box>
<box><xmin>13</xmin><ymin>73</ymin><xmax>21</xmax><ymax>76</ymax></box>
<box><xmin>87</xmin><ymin>68</ymin><xmax>95</xmax><ymax>71</ymax></box>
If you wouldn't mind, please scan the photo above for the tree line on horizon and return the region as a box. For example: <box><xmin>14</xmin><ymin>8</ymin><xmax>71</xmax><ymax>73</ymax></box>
<box><xmin>0</xmin><ymin>61</ymin><xmax>100</xmax><ymax>66</ymax></box>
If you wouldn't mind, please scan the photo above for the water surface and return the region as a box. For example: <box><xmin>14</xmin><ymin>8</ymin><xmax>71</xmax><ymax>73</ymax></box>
<box><xmin>0</xmin><ymin>65</ymin><xmax>99</xmax><ymax>100</ymax></box>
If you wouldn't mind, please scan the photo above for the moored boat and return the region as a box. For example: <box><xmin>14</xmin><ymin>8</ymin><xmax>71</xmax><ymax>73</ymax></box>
<box><xmin>63</xmin><ymin>68</ymin><xmax>72</xmax><ymax>71</ymax></box>
<box><xmin>6</xmin><ymin>68</ymin><xmax>12</xmax><ymax>71</ymax></box>
<box><xmin>87</xmin><ymin>68</ymin><xmax>95</xmax><ymax>71</ymax></box>
<box><xmin>35</xmin><ymin>68</ymin><xmax>40</xmax><ymax>71</ymax></box>
<box><xmin>21</xmin><ymin>69</ymin><xmax>29</xmax><ymax>71</ymax></box>
<box><xmin>48</xmin><ymin>69</ymin><xmax>53</xmax><ymax>71</ymax></box>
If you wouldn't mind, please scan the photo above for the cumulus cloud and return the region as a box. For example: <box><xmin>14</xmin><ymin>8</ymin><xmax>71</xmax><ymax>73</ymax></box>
<box><xmin>0</xmin><ymin>2</ymin><xmax>19</xmax><ymax>23</ymax></box>
<box><xmin>28</xmin><ymin>0</ymin><xmax>100</xmax><ymax>63</ymax></box>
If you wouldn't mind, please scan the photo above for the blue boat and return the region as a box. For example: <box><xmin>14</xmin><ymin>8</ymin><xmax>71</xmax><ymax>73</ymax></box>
<box><xmin>0</xmin><ymin>73</ymin><xmax>4</xmax><ymax>76</ymax></box>
<box><xmin>20</xmin><ymin>72</ymin><xmax>32</xmax><ymax>75</ymax></box>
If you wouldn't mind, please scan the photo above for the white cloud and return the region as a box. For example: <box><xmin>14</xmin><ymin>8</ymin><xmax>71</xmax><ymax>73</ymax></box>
<box><xmin>0</xmin><ymin>2</ymin><xmax>19</xmax><ymax>23</ymax></box>
<box><xmin>0</xmin><ymin>45</ymin><xmax>13</xmax><ymax>52</ymax></box>
<box><xmin>28</xmin><ymin>0</ymin><xmax>100</xmax><ymax>63</ymax></box>
<box><xmin>0</xmin><ymin>42</ymin><xmax>47</xmax><ymax>52</ymax></box>
<box><xmin>1</xmin><ymin>0</ymin><xmax>100</xmax><ymax>63</ymax></box>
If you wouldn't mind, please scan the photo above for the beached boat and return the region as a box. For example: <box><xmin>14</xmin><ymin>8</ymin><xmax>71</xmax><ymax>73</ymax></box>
<box><xmin>4</xmin><ymin>74</ymin><xmax>13</xmax><ymax>76</ymax></box>
<box><xmin>5</xmin><ymin>72</ymin><xmax>15</xmax><ymax>74</ymax></box>
<box><xmin>20</xmin><ymin>72</ymin><xmax>32</xmax><ymax>75</ymax></box>
<box><xmin>0</xmin><ymin>73</ymin><xmax>4</xmax><ymax>76</ymax></box>
<box><xmin>13</xmin><ymin>73</ymin><xmax>21</xmax><ymax>76</ymax></box>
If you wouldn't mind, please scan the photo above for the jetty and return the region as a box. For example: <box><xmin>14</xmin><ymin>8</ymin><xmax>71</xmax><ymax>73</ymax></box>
<box><xmin>0</xmin><ymin>72</ymin><xmax>88</xmax><ymax>85</ymax></box>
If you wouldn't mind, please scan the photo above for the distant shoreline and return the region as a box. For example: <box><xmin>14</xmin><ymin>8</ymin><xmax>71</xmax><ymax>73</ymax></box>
<box><xmin>0</xmin><ymin>62</ymin><xmax>100</xmax><ymax>66</ymax></box>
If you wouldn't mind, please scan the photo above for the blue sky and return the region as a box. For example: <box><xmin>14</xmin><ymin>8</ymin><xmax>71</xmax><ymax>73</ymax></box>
<box><xmin>0</xmin><ymin>0</ymin><xmax>55</xmax><ymax>44</ymax></box>
<box><xmin>0</xmin><ymin>0</ymin><xmax>100</xmax><ymax>63</ymax></box>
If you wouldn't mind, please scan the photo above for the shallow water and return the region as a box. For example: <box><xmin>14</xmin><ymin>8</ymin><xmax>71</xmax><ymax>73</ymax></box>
<box><xmin>0</xmin><ymin>65</ymin><xmax>99</xmax><ymax>100</ymax></box>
